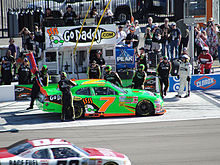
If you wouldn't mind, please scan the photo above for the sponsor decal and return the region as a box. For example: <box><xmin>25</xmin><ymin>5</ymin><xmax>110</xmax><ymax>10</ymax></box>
<box><xmin>9</xmin><ymin>160</ymin><xmax>38</xmax><ymax>165</ymax></box>
<box><xmin>194</xmin><ymin>76</ymin><xmax>216</xmax><ymax>89</ymax></box>
<box><xmin>15</xmin><ymin>88</ymin><xmax>24</xmax><ymax>92</ymax></box>
<box><xmin>63</xmin><ymin>27</ymin><xmax>115</xmax><ymax>43</ymax></box>
<box><xmin>85</xmin><ymin>104</ymin><xmax>96</xmax><ymax>114</ymax></box>
<box><xmin>82</xmin><ymin>98</ymin><xmax>93</xmax><ymax>104</ymax></box>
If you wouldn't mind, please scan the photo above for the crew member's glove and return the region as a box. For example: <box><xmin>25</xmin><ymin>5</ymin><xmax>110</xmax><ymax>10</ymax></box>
<box><xmin>187</xmin><ymin>76</ymin><xmax>191</xmax><ymax>82</ymax></box>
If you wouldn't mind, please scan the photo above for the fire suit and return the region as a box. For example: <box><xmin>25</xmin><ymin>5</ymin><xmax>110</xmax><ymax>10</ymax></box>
<box><xmin>198</xmin><ymin>52</ymin><xmax>213</xmax><ymax>74</ymax></box>
<box><xmin>18</xmin><ymin>64</ymin><xmax>32</xmax><ymax>84</ymax></box>
<box><xmin>132</xmin><ymin>70</ymin><xmax>147</xmax><ymax>90</ymax></box>
<box><xmin>177</xmin><ymin>61</ymin><xmax>192</xmax><ymax>97</ymax></box>
<box><xmin>104</xmin><ymin>71</ymin><xmax>123</xmax><ymax>87</ymax></box>
<box><xmin>87</xmin><ymin>64</ymin><xmax>101</xmax><ymax>79</ymax></box>
<box><xmin>1</xmin><ymin>55</ymin><xmax>15</xmax><ymax>85</ymax></box>
<box><xmin>58</xmin><ymin>78</ymin><xmax>76</xmax><ymax>121</ymax></box>
<box><xmin>157</xmin><ymin>61</ymin><xmax>171</xmax><ymax>97</ymax></box>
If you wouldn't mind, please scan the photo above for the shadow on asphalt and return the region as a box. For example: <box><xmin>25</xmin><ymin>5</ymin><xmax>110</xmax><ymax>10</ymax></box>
<box><xmin>0</xmin><ymin>109</ymin><xmax>162</xmax><ymax>126</ymax></box>
<box><xmin>163</xmin><ymin>96</ymin><xmax>180</xmax><ymax>102</ymax></box>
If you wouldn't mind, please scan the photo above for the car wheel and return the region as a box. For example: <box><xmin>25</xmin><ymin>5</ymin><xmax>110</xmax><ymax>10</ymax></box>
<box><xmin>104</xmin><ymin>162</ymin><xmax>118</xmax><ymax>165</ymax></box>
<box><xmin>136</xmin><ymin>100</ymin><xmax>155</xmax><ymax>116</ymax></box>
<box><xmin>74</xmin><ymin>102</ymin><xmax>84</xmax><ymax>119</ymax></box>
<box><xmin>115</xmin><ymin>6</ymin><xmax>130</xmax><ymax>23</ymax></box>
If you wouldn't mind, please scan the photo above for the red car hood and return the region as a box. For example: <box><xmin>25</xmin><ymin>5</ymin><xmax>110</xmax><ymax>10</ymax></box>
<box><xmin>83</xmin><ymin>148</ymin><xmax>125</xmax><ymax>158</ymax></box>
<box><xmin>0</xmin><ymin>148</ymin><xmax>15</xmax><ymax>158</ymax></box>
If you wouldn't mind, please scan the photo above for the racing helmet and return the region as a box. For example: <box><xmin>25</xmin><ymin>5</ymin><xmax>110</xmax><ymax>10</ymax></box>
<box><xmin>61</xmin><ymin>72</ymin><xmax>67</xmax><ymax>78</ymax></box>
<box><xmin>41</xmin><ymin>65</ymin><xmax>48</xmax><ymax>74</ymax></box>
<box><xmin>202</xmin><ymin>46</ymin><xmax>209</xmax><ymax>51</ymax></box>
<box><xmin>181</xmin><ymin>55</ymin><xmax>190</xmax><ymax>60</ymax></box>
<box><xmin>105</xmin><ymin>65</ymin><xmax>112</xmax><ymax>71</ymax></box>
<box><xmin>138</xmin><ymin>64</ymin><xmax>145</xmax><ymax>71</ymax></box>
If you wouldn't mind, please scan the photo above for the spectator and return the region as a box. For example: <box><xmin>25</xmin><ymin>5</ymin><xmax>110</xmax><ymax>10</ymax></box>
<box><xmin>25</xmin><ymin>33</ymin><xmax>35</xmax><ymax>51</ymax></box>
<box><xmin>176</xmin><ymin>55</ymin><xmax>192</xmax><ymax>98</ymax></box>
<box><xmin>169</xmin><ymin>22</ymin><xmax>181</xmax><ymax>59</ymax></box>
<box><xmin>44</xmin><ymin>8</ymin><xmax>53</xmax><ymax>20</ymax></box>
<box><xmin>145</xmin><ymin>17</ymin><xmax>154</xmax><ymax>31</ymax></box>
<box><xmin>125</xmin><ymin>26</ymin><xmax>139</xmax><ymax>49</ymax></box>
<box><xmin>90</xmin><ymin>7</ymin><xmax>98</xmax><ymax>18</ymax></box>
<box><xmin>206</xmin><ymin>17</ymin><xmax>218</xmax><ymax>60</ymax></box>
<box><xmin>198</xmin><ymin>47</ymin><xmax>213</xmax><ymax>74</ymax></box>
<box><xmin>177</xmin><ymin>20</ymin><xmax>189</xmax><ymax>56</ymax></box>
<box><xmin>63</xmin><ymin>5</ymin><xmax>78</xmax><ymax>26</ymax></box>
<box><xmin>195</xmin><ymin>28</ymin><xmax>209</xmax><ymax>59</ymax></box>
<box><xmin>18</xmin><ymin>27</ymin><xmax>30</xmax><ymax>49</ymax></box>
<box><xmin>18</xmin><ymin>58</ymin><xmax>31</xmax><ymax>85</ymax></box>
<box><xmin>144</xmin><ymin>27</ymin><xmax>153</xmax><ymax>52</ymax></box>
<box><xmin>87</xmin><ymin>60</ymin><xmax>101</xmax><ymax>79</ymax></box>
<box><xmin>8</xmin><ymin>38</ymin><xmax>18</xmax><ymax>78</ymax></box>
<box><xmin>160</xmin><ymin>18</ymin><xmax>171</xmax><ymax>57</ymax></box>
<box><xmin>137</xmin><ymin>47</ymin><xmax>148</xmax><ymax>72</ymax></box>
<box><xmin>157</xmin><ymin>56</ymin><xmax>171</xmax><ymax>98</ymax></box>
<box><xmin>116</xmin><ymin>25</ymin><xmax>127</xmax><ymax>45</ymax></box>
<box><xmin>100</xmin><ymin>5</ymin><xmax>113</xmax><ymax>24</ymax></box>
<box><xmin>123</xmin><ymin>20</ymin><xmax>131</xmax><ymax>35</ymax></box>
<box><xmin>1</xmin><ymin>50</ymin><xmax>15</xmax><ymax>85</ymax></box>
<box><xmin>151</xmin><ymin>23</ymin><xmax>162</xmax><ymax>52</ymax></box>
<box><xmin>134</xmin><ymin>20</ymin><xmax>141</xmax><ymax>39</ymax></box>
<box><xmin>34</xmin><ymin>24</ymin><xmax>44</xmax><ymax>60</ymax></box>
<box><xmin>104</xmin><ymin>65</ymin><xmax>123</xmax><ymax>87</ymax></box>
<box><xmin>132</xmin><ymin>64</ymin><xmax>147</xmax><ymax>90</ymax></box>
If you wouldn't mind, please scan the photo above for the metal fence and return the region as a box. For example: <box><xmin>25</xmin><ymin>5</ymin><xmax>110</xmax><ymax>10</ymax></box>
<box><xmin>0</xmin><ymin>0</ymin><xmax>176</xmax><ymax>38</ymax></box>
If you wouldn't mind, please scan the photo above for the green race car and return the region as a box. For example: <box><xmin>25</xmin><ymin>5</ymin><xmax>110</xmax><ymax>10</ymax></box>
<box><xmin>37</xmin><ymin>79</ymin><xmax>165</xmax><ymax>118</ymax></box>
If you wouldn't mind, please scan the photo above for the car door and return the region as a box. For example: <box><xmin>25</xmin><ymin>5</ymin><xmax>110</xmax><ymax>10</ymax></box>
<box><xmin>91</xmin><ymin>86</ymin><xmax>123</xmax><ymax>116</ymax></box>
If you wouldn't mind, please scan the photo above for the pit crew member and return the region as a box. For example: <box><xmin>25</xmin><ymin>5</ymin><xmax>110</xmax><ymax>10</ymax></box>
<box><xmin>132</xmin><ymin>64</ymin><xmax>147</xmax><ymax>90</ymax></box>
<box><xmin>104</xmin><ymin>65</ymin><xmax>123</xmax><ymax>87</ymax></box>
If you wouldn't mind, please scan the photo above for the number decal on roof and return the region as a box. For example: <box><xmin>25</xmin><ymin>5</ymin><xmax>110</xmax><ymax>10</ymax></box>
<box><xmin>32</xmin><ymin>139</ymin><xmax>69</xmax><ymax>146</ymax></box>
<box><xmin>98</xmin><ymin>97</ymin><xmax>115</xmax><ymax>113</ymax></box>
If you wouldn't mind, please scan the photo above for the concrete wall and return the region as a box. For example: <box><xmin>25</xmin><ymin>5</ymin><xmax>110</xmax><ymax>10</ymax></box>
<box><xmin>0</xmin><ymin>85</ymin><xmax>15</xmax><ymax>102</ymax></box>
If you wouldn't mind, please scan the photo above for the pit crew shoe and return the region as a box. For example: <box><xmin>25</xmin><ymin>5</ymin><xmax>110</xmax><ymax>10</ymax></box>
<box><xmin>26</xmin><ymin>106</ymin><xmax>33</xmax><ymax>110</ymax></box>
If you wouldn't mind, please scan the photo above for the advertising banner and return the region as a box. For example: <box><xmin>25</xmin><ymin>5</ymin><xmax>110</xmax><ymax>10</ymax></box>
<box><xmin>45</xmin><ymin>25</ymin><xmax>117</xmax><ymax>49</ymax></box>
<box><xmin>115</xmin><ymin>47</ymin><xmax>135</xmax><ymax>70</ymax></box>
<box><xmin>169</xmin><ymin>74</ymin><xmax>220</xmax><ymax>92</ymax></box>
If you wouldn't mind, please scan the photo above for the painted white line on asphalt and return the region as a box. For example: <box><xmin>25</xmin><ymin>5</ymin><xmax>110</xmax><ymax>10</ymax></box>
<box><xmin>197</xmin><ymin>91</ymin><xmax>220</xmax><ymax>106</ymax></box>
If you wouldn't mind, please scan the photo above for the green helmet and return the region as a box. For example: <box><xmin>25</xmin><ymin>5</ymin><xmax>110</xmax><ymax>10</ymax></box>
<box><xmin>41</xmin><ymin>65</ymin><xmax>48</xmax><ymax>73</ymax></box>
<box><xmin>61</xmin><ymin>72</ymin><xmax>67</xmax><ymax>78</ymax></box>
<box><xmin>105</xmin><ymin>65</ymin><xmax>112</xmax><ymax>71</ymax></box>
<box><xmin>138</xmin><ymin>64</ymin><xmax>145</xmax><ymax>71</ymax></box>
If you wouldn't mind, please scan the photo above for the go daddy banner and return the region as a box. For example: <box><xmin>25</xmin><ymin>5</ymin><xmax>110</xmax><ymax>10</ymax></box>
<box><xmin>45</xmin><ymin>25</ymin><xmax>117</xmax><ymax>49</ymax></box>
<box><xmin>169</xmin><ymin>74</ymin><xmax>220</xmax><ymax>92</ymax></box>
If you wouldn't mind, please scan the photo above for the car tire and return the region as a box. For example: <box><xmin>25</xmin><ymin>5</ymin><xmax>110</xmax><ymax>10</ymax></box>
<box><xmin>114</xmin><ymin>6</ymin><xmax>130</xmax><ymax>23</ymax></box>
<box><xmin>136</xmin><ymin>100</ymin><xmax>155</xmax><ymax>116</ymax></box>
<box><xmin>74</xmin><ymin>102</ymin><xmax>84</xmax><ymax>119</ymax></box>
<box><xmin>104</xmin><ymin>162</ymin><xmax>118</xmax><ymax>165</ymax></box>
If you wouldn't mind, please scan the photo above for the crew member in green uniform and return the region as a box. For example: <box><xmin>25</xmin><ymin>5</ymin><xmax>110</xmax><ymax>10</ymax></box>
<box><xmin>104</xmin><ymin>65</ymin><xmax>123</xmax><ymax>87</ymax></box>
<box><xmin>132</xmin><ymin>64</ymin><xmax>147</xmax><ymax>90</ymax></box>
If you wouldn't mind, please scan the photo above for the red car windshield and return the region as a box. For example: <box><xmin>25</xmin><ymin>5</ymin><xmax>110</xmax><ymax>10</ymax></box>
<box><xmin>7</xmin><ymin>139</ymin><xmax>34</xmax><ymax>155</ymax></box>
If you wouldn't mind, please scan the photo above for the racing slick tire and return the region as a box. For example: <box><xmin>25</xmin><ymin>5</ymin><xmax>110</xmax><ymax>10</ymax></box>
<box><xmin>74</xmin><ymin>102</ymin><xmax>84</xmax><ymax>119</ymax></box>
<box><xmin>136</xmin><ymin>100</ymin><xmax>155</xmax><ymax>116</ymax></box>
<box><xmin>104</xmin><ymin>162</ymin><xmax>119</xmax><ymax>165</ymax></box>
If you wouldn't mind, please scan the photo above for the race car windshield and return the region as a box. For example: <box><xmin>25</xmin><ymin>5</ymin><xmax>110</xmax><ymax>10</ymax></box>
<box><xmin>111</xmin><ymin>84</ymin><xmax>127</xmax><ymax>94</ymax></box>
<box><xmin>72</xmin><ymin>145</ymin><xmax>89</xmax><ymax>156</ymax></box>
<box><xmin>7</xmin><ymin>140</ymin><xmax>34</xmax><ymax>155</ymax></box>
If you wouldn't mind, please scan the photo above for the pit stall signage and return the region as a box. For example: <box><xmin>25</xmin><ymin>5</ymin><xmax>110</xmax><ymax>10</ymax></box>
<box><xmin>169</xmin><ymin>74</ymin><xmax>220</xmax><ymax>92</ymax></box>
<box><xmin>115</xmin><ymin>47</ymin><xmax>135</xmax><ymax>69</ymax></box>
<box><xmin>45</xmin><ymin>25</ymin><xmax>117</xmax><ymax>49</ymax></box>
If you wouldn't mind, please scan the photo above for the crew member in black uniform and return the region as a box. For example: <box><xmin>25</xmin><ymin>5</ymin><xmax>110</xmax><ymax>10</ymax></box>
<box><xmin>104</xmin><ymin>65</ymin><xmax>123</xmax><ymax>87</ymax></box>
<box><xmin>137</xmin><ymin>47</ymin><xmax>147</xmax><ymax>72</ymax></box>
<box><xmin>26</xmin><ymin>65</ymin><xmax>49</xmax><ymax>110</ymax></box>
<box><xmin>18</xmin><ymin>58</ymin><xmax>31</xmax><ymax>85</ymax></box>
<box><xmin>132</xmin><ymin>64</ymin><xmax>147</xmax><ymax>90</ymax></box>
<box><xmin>63</xmin><ymin>5</ymin><xmax>78</xmax><ymax>26</ymax></box>
<box><xmin>157</xmin><ymin>56</ymin><xmax>171</xmax><ymax>98</ymax></box>
<box><xmin>87</xmin><ymin>60</ymin><xmax>101</xmax><ymax>79</ymax></box>
<box><xmin>58</xmin><ymin>72</ymin><xmax>77</xmax><ymax>122</ymax></box>
<box><xmin>1</xmin><ymin>50</ymin><xmax>15</xmax><ymax>85</ymax></box>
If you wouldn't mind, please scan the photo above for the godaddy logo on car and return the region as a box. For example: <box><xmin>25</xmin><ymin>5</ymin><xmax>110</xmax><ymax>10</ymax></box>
<box><xmin>194</xmin><ymin>76</ymin><xmax>216</xmax><ymax>89</ymax></box>
<box><xmin>63</xmin><ymin>27</ymin><xmax>115</xmax><ymax>43</ymax></box>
